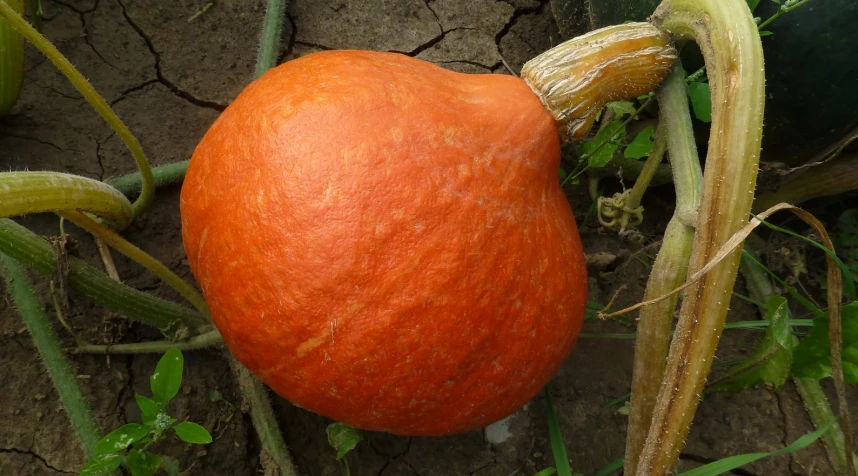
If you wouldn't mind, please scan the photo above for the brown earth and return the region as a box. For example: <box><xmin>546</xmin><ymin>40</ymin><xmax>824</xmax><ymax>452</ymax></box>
<box><xmin>0</xmin><ymin>1</ymin><xmax>850</xmax><ymax>475</ymax></box>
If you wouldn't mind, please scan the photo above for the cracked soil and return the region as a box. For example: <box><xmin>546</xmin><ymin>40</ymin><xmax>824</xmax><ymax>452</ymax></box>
<box><xmin>1</xmin><ymin>1</ymin><xmax>855</xmax><ymax>475</ymax></box>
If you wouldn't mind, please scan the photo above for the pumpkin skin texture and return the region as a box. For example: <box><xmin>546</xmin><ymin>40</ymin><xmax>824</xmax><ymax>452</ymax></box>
<box><xmin>179</xmin><ymin>50</ymin><xmax>588</xmax><ymax>436</ymax></box>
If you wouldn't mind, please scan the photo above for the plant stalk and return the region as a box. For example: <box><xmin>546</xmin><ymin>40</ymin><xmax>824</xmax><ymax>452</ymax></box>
<box><xmin>255</xmin><ymin>0</ymin><xmax>288</xmax><ymax>77</ymax></box>
<box><xmin>0</xmin><ymin>0</ymin><xmax>154</xmax><ymax>217</ymax></box>
<box><xmin>623</xmin><ymin>124</ymin><xmax>668</xmax><ymax>214</ymax></box>
<box><xmin>623</xmin><ymin>63</ymin><xmax>702</xmax><ymax>476</ymax></box>
<box><xmin>107</xmin><ymin>160</ymin><xmax>190</xmax><ymax>198</ymax></box>
<box><xmin>230</xmin><ymin>358</ymin><xmax>299</xmax><ymax>476</ymax></box>
<box><xmin>58</xmin><ymin>210</ymin><xmax>211</xmax><ymax>319</ymax></box>
<box><xmin>636</xmin><ymin>1</ymin><xmax>765</xmax><ymax>474</ymax></box>
<box><xmin>76</xmin><ymin>329</ymin><xmax>223</xmax><ymax>355</ymax></box>
<box><xmin>0</xmin><ymin>218</ymin><xmax>207</xmax><ymax>331</ymax></box>
<box><xmin>0</xmin><ymin>171</ymin><xmax>134</xmax><ymax>229</ymax></box>
<box><xmin>0</xmin><ymin>252</ymin><xmax>102</xmax><ymax>458</ymax></box>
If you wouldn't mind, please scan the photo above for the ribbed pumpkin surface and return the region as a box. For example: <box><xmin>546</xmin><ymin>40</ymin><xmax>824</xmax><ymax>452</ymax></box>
<box><xmin>180</xmin><ymin>50</ymin><xmax>587</xmax><ymax>435</ymax></box>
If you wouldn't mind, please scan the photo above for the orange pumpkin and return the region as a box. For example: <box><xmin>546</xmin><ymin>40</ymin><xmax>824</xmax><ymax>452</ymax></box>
<box><xmin>180</xmin><ymin>25</ymin><xmax>675</xmax><ymax>436</ymax></box>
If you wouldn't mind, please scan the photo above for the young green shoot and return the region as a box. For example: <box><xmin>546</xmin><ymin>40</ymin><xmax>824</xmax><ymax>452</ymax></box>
<box><xmin>80</xmin><ymin>348</ymin><xmax>213</xmax><ymax>476</ymax></box>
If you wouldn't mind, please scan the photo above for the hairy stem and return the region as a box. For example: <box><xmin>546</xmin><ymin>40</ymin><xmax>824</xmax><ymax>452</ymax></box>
<box><xmin>231</xmin><ymin>359</ymin><xmax>299</xmax><ymax>476</ymax></box>
<box><xmin>76</xmin><ymin>329</ymin><xmax>223</xmax><ymax>355</ymax></box>
<box><xmin>0</xmin><ymin>218</ymin><xmax>207</xmax><ymax>331</ymax></box>
<box><xmin>107</xmin><ymin>160</ymin><xmax>190</xmax><ymax>198</ymax></box>
<box><xmin>0</xmin><ymin>171</ymin><xmax>133</xmax><ymax>229</ymax></box>
<box><xmin>0</xmin><ymin>1</ymin><xmax>154</xmax><ymax>217</ymax></box>
<box><xmin>58</xmin><ymin>210</ymin><xmax>211</xmax><ymax>319</ymax></box>
<box><xmin>636</xmin><ymin>0</ymin><xmax>765</xmax><ymax>473</ymax></box>
<box><xmin>0</xmin><ymin>252</ymin><xmax>102</xmax><ymax>458</ymax></box>
<box><xmin>623</xmin><ymin>63</ymin><xmax>702</xmax><ymax>476</ymax></box>
<box><xmin>256</xmin><ymin>0</ymin><xmax>289</xmax><ymax>77</ymax></box>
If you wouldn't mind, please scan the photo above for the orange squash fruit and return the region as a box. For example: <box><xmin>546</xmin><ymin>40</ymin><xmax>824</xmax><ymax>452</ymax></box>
<box><xmin>180</xmin><ymin>24</ymin><xmax>675</xmax><ymax>436</ymax></box>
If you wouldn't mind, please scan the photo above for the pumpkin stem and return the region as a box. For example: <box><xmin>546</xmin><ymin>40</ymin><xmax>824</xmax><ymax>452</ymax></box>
<box><xmin>622</xmin><ymin>63</ymin><xmax>703</xmax><ymax>476</ymax></box>
<box><xmin>520</xmin><ymin>22</ymin><xmax>677</xmax><ymax>142</ymax></box>
<box><xmin>632</xmin><ymin>0</ymin><xmax>766</xmax><ymax>474</ymax></box>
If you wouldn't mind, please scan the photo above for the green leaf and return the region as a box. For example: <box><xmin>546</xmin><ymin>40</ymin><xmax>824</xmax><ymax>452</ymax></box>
<box><xmin>544</xmin><ymin>389</ymin><xmax>573</xmax><ymax>476</ymax></box>
<box><xmin>150</xmin><ymin>347</ymin><xmax>183</xmax><ymax>405</ymax></box>
<box><xmin>126</xmin><ymin>448</ymin><xmax>160</xmax><ymax>476</ymax></box>
<box><xmin>558</xmin><ymin>167</ymin><xmax>568</xmax><ymax>181</ymax></box>
<box><xmin>173</xmin><ymin>421</ymin><xmax>213</xmax><ymax>444</ymax></box>
<box><xmin>792</xmin><ymin>303</ymin><xmax>858</xmax><ymax>383</ymax></box>
<box><xmin>135</xmin><ymin>394</ymin><xmax>160</xmax><ymax>426</ymax></box>
<box><xmin>746</xmin><ymin>0</ymin><xmax>760</xmax><ymax>11</ymax></box>
<box><xmin>687</xmin><ymin>82</ymin><xmax>712</xmax><ymax>123</ymax></box>
<box><xmin>94</xmin><ymin>423</ymin><xmax>150</xmax><ymax>455</ymax></box>
<box><xmin>80</xmin><ymin>453</ymin><xmax>123</xmax><ymax>475</ymax></box>
<box><xmin>583</xmin><ymin>120</ymin><xmax>625</xmax><ymax>168</ymax></box>
<box><xmin>160</xmin><ymin>455</ymin><xmax>181</xmax><ymax>476</ymax></box>
<box><xmin>606</xmin><ymin>100</ymin><xmax>637</xmax><ymax>118</ymax></box>
<box><xmin>707</xmin><ymin>296</ymin><xmax>794</xmax><ymax>392</ymax></box>
<box><xmin>326</xmin><ymin>422</ymin><xmax>362</xmax><ymax>461</ymax></box>
<box><xmin>624</xmin><ymin>126</ymin><xmax>655</xmax><ymax>159</ymax></box>
<box><xmin>759</xmin><ymin>30</ymin><xmax>773</xmax><ymax>37</ymax></box>
<box><xmin>675</xmin><ymin>420</ymin><xmax>833</xmax><ymax>476</ymax></box>
<box><xmin>534</xmin><ymin>468</ymin><xmax>557</xmax><ymax>476</ymax></box>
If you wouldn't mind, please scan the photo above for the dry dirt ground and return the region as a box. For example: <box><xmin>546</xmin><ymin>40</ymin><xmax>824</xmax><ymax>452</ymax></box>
<box><xmin>0</xmin><ymin>1</ymin><xmax>852</xmax><ymax>475</ymax></box>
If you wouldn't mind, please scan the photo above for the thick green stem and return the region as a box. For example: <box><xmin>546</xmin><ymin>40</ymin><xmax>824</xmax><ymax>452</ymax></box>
<box><xmin>231</xmin><ymin>359</ymin><xmax>299</xmax><ymax>476</ymax></box>
<box><xmin>76</xmin><ymin>329</ymin><xmax>223</xmax><ymax>355</ymax></box>
<box><xmin>623</xmin><ymin>64</ymin><xmax>702</xmax><ymax>476</ymax></box>
<box><xmin>636</xmin><ymin>1</ymin><xmax>765</xmax><ymax>474</ymax></box>
<box><xmin>255</xmin><ymin>0</ymin><xmax>288</xmax><ymax>77</ymax></box>
<box><xmin>0</xmin><ymin>218</ymin><xmax>207</xmax><ymax>331</ymax></box>
<box><xmin>0</xmin><ymin>252</ymin><xmax>102</xmax><ymax>458</ymax></box>
<box><xmin>107</xmin><ymin>160</ymin><xmax>190</xmax><ymax>198</ymax></box>
<box><xmin>0</xmin><ymin>171</ymin><xmax>133</xmax><ymax>229</ymax></box>
<box><xmin>741</xmin><ymin>236</ymin><xmax>855</xmax><ymax>475</ymax></box>
<box><xmin>0</xmin><ymin>1</ymin><xmax>154</xmax><ymax>216</ymax></box>
<box><xmin>58</xmin><ymin>210</ymin><xmax>211</xmax><ymax>319</ymax></box>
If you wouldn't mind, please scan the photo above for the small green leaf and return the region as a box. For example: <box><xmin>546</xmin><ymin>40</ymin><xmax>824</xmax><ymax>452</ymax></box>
<box><xmin>326</xmin><ymin>422</ymin><xmax>362</xmax><ymax>461</ymax></box>
<box><xmin>135</xmin><ymin>394</ymin><xmax>160</xmax><ymax>426</ymax></box>
<box><xmin>624</xmin><ymin>126</ymin><xmax>655</xmax><ymax>159</ymax></box>
<box><xmin>746</xmin><ymin>0</ymin><xmax>760</xmax><ymax>11</ymax></box>
<box><xmin>706</xmin><ymin>296</ymin><xmax>794</xmax><ymax>392</ymax></box>
<box><xmin>792</xmin><ymin>303</ymin><xmax>858</xmax><ymax>383</ymax></box>
<box><xmin>759</xmin><ymin>30</ymin><xmax>773</xmax><ymax>37</ymax></box>
<box><xmin>94</xmin><ymin>423</ymin><xmax>150</xmax><ymax>455</ymax></box>
<box><xmin>605</xmin><ymin>100</ymin><xmax>637</xmax><ymax>119</ymax></box>
<box><xmin>675</xmin><ymin>421</ymin><xmax>833</xmax><ymax>476</ymax></box>
<box><xmin>583</xmin><ymin>120</ymin><xmax>625</xmax><ymax>168</ymax></box>
<box><xmin>80</xmin><ymin>453</ymin><xmax>123</xmax><ymax>475</ymax></box>
<box><xmin>687</xmin><ymin>82</ymin><xmax>712</xmax><ymax>123</ymax></box>
<box><xmin>558</xmin><ymin>167</ymin><xmax>568</xmax><ymax>180</ymax></box>
<box><xmin>173</xmin><ymin>421</ymin><xmax>213</xmax><ymax>444</ymax></box>
<box><xmin>151</xmin><ymin>347</ymin><xmax>184</xmax><ymax>405</ymax></box>
<box><xmin>126</xmin><ymin>448</ymin><xmax>160</xmax><ymax>476</ymax></box>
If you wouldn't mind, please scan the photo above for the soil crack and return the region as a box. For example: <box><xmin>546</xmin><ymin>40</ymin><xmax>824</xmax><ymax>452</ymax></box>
<box><xmin>493</xmin><ymin>0</ymin><xmax>549</xmax><ymax>47</ymax></box>
<box><xmin>0</xmin><ymin>447</ymin><xmax>75</xmax><ymax>474</ymax></box>
<box><xmin>276</xmin><ymin>13</ymin><xmax>298</xmax><ymax>64</ymax></box>
<box><xmin>109</xmin><ymin>79</ymin><xmax>159</xmax><ymax>107</ymax></box>
<box><xmin>116</xmin><ymin>0</ymin><xmax>226</xmax><ymax>112</ymax></box>
<box><xmin>0</xmin><ymin>132</ymin><xmax>76</xmax><ymax>154</ymax></box>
